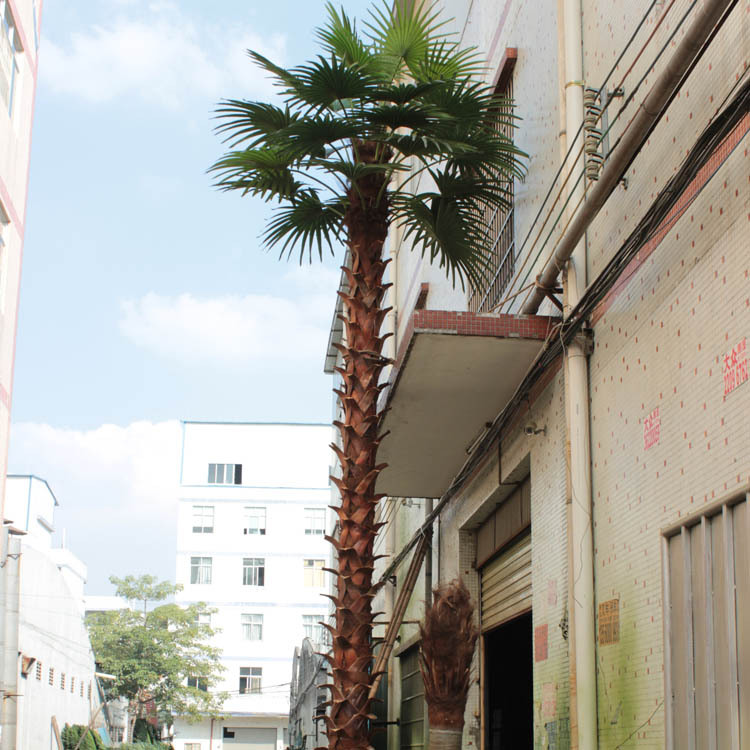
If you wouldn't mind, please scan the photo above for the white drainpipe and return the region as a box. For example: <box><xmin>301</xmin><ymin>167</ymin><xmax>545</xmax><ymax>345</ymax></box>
<box><xmin>562</xmin><ymin>0</ymin><xmax>598</xmax><ymax>748</ymax></box>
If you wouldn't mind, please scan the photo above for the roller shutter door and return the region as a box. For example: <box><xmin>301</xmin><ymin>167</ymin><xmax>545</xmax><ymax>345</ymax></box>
<box><xmin>481</xmin><ymin>531</ymin><xmax>531</xmax><ymax>632</ymax></box>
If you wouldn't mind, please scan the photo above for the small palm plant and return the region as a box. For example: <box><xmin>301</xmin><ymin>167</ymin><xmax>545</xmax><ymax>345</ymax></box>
<box><xmin>211</xmin><ymin>2</ymin><xmax>524</xmax><ymax>747</ymax></box>
<box><xmin>419</xmin><ymin>580</ymin><xmax>479</xmax><ymax>750</ymax></box>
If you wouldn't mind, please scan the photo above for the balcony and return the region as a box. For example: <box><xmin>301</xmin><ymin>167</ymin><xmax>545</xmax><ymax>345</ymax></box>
<box><xmin>376</xmin><ymin>309</ymin><xmax>558</xmax><ymax>498</ymax></box>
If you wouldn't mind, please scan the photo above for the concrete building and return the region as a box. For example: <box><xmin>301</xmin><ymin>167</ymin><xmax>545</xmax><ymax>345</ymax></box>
<box><xmin>0</xmin><ymin>475</ymin><xmax>104</xmax><ymax>749</ymax></box>
<box><xmin>321</xmin><ymin>1</ymin><xmax>750</xmax><ymax>749</ymax></box>
<box><xmin>0</xmin><ymin>0</ymin><xmax>42</xmax><ymax>547</ymax></box>
<box><xmin>174</xmin><ymin>421</ymin><xmax>332</xmax><ymax>750</ymax></box>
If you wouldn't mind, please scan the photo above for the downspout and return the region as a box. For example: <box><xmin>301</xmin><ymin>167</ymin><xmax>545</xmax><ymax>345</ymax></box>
<box><xmin>209</xmin><ymin>717</ymin><xmax>214</xmax><ymax>750</ymax></box>
<box><xmin>385</xmin><ymin>499</ymin><xmax>398</xmax><ymax>750</ymax></box>
<box><xmin>561</xmin><ymin>1</ymin><xmax>598</xmax><ymax>749</ymax></box>
<box><xmin>424</xmin><ymin>498</ymin><xmax>433</xmax><ymax>605</ymax></box>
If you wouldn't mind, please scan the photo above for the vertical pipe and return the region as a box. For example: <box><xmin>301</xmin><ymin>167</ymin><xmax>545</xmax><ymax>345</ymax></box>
<box><xmin>424</xmin><ymin>498</ymin><xmax>433</xmax><ymax>606</ymax></box>
<box><xmin>562</xmin><ymin>0</ymin><xmax>598</xmax><ymax>748</ymax></box>
<box><xmin>0</xmin><ymin>534</ymin><xmax>20</xmax><ymax>750</ymax></box>
<box><xmin>385</xmin><ymin>498</ymin><xmax>398</xmax><ymax>750</ymax></box>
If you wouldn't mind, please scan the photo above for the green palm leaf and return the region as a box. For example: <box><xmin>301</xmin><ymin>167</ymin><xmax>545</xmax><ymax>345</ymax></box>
<box><xmin>211</xmin><ymin>147</ymin><xmax>300</xmax><ymax>201</ymax></box>
<box><xmin>316</xmin><ymin>3</ymin><xmax>374</xmax><ymax>72</ymax></box>
<box><xmin>214</xmin><ymin>101</ymin><xmax>298</xmax><ymax>148</ymax></box>
<box><xmin>263</xmin><ymin>192</ymin><xmax>348</xmax><ymax>261</ymax></box>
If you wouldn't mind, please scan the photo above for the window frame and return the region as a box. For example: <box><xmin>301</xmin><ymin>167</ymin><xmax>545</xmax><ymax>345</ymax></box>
<box><xmin>242</xmin><ymin>557</ymin><xmax>265</xmax><ymax>587</ymax></box>
<box><xmin>243</xmin><ymin>506</ymin><xmax>266</xmax><ymax>536</ymax></box>
<box><xmin>207</xmin><ymin>462</ymin><xmax>242</xmax><ymax>485</ymax></box>
<box><xmin>304</xmin><ymin>507</ymin><xmax>326</xmax><ymax>536</ymax></box>
<box><xmin>187</xmin><ymin>675</ymin><xmax>208</xmax><ymax>692</ymax></box>
<box><xmin>191</xmin><ymin>505</ymin><xmax>215</xmax><ymax>534</ymax></box>
<box><xmin>303</xmin><ymin>558</ymin><xmax>326</xmax><ymax>588</ymax></box>
<box><xmin>241</xmin><ymin>613</ymin><xmax>263</xmax><ymax>641</ymax></box>
<box><xmin>190</xmin><ymin>556</ymin><xmax>212</xmax><ymax>585</ymax></box>
<box><xmin>0</xmin><ymin>0</ymin><xmax>20</xmax><ymax>117</ymax></box>
<box><xmin>467</xmin><ymin>48</ymin><xmax>518</xmax><ymax>314</ymax></box>
<box><xmin>239</xmin><ymin>666</ymin><xmax>262</xmax><ymax>694</ymax></box>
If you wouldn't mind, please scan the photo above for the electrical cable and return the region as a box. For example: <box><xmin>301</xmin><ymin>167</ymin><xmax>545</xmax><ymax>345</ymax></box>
<box><xmin>510</xmin><ymin>0</ymin><xmax>700</xmax><ymax>302</ymax></box>
<box><xmin>378</xmin><ymin>74</ymin><xmax>749</xmax><ymax>585</ymax></box>
<box><xmin>490</xmin><ymin>0</ymin><xmax>668</xmax><ymax>312</ymax></box>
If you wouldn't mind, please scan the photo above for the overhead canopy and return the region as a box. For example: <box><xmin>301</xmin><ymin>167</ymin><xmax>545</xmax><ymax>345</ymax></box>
<box><xmin>377</xmin><ymin>310</ymin><xmax>557</xmax><ymax>498</ymax></box>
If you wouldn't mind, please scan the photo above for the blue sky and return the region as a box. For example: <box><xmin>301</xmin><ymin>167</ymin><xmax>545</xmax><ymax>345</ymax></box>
<box><xmin>8</xmin><ymin>0</ymin><xmax>374</xmax><ymax>592</ymax></box>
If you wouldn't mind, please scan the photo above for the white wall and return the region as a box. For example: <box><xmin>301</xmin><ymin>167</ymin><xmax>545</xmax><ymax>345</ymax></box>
<box><xmin>175</xmin><ymin>423</ymin><xmax>332</xmax><ymax>750</ymax></box>
<box><xmin>10</xmin><ymin>537</ymin><xmax>102</xmax><ymax>749</ymax></box>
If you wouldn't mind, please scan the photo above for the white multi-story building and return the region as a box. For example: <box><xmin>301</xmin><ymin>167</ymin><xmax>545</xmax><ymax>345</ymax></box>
<box><xmin>174</xmin><ymin>422</ymin><xmax>332</xmax><ymax>750</ymax></box>
<box><xmin>0</xmin><ymin>475</ymin><xmax>104</xmax><ymax>749</ymax></box>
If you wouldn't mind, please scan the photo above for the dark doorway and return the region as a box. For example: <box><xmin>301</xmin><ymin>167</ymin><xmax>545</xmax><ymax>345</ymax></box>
<box><xmin>484</xmin><ymin>611</ymin><xmax>533</xmax><ymax>750</ymax></box>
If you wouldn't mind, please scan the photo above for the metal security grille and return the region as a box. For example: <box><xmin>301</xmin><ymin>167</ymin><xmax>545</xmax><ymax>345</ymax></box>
<box><xmin>468</xmin><ymin>72</ymin><xmax>515</xmax><ymax>313</ymax></box>
<box><xmin>399</xmin><ymin>646</ymin><xmax>425</xmax><ymax>750</ymax></box>
<box><xmin>663</xmin><ymin>491</ymin><xmax>749</xmax><ymax>750</ymax></box>
<box><xmin>480</xmin><ymin>531</ymin><xmax>531</xmax><ymax>632</ymax></box>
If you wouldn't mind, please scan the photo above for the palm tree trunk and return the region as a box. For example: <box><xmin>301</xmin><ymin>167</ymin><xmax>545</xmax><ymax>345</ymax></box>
<box><xmin>325</xmin><ymin>140</ymin><xmax>391</xmax><ymax>750</ymax></box>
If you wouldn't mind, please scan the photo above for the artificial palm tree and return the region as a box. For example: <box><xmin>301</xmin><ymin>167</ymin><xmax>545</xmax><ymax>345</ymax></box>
<box><xmin>211</xmin><ymin>3</ymin><xmax>524</xmax><ymax>747</ymax></box>
<box><xmin>419</xmin><ymin>579</ymin><xmax>478</xmax><ymax>750</ymax></box>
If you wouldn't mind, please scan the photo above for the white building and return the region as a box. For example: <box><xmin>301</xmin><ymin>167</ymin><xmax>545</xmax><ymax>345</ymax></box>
<box><xmin>174</xmin><ymin>422</ymin><xmax>332</xmax><ymax>750</ymax></box>
<box><xmin>0</xmin><ymin>475</ymin><xmax>104</xmax><ymax>749</ymax></box>
<box><xmin>0</xmin><ymin>0</ymin><xmax>42</xmax><ymax>543</ymax></box>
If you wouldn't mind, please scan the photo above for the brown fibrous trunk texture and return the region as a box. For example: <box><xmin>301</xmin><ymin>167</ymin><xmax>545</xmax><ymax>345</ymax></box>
<box><xmin>419</xmin><ymin>579</ymin><xmax>479</xmax><ymax>731</ymax></box>
<box><xmin>323</xmin><ymin>140</ymin><xmax>392</xmax><ymax>750</ymax></box>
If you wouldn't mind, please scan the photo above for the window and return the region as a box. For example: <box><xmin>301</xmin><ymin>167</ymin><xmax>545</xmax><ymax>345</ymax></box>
<box><xmin>242</xmin><ymin>558</ymin><xmax>265</xmax><ymax>586</ymax></box>
<box><xmin>60</xmin><ymin>673</ymin><xmax>65</xmax><ymax>690</ymax></box>
<box><xmin>400</xmin><ymin>645</ymin><xmax>426</xmax><ymax>750</ymax></box>
<box><xmin>35</xmin><ymin>661</ymin><xmax>42</xmax><ymax>681</ymax></box>
<box><xmin>304</xmin><ymin>508</ymin><xmax>326</xmax><ymax>535</ymax></box>
<box><xmin>190</xmin><ymin>556</ymin><xmax>212</xmax><ymax>585</ymax></box>
<box><xmin>192</xmin><ymin>505</ymin><xmax>214</xmax><ymax>533</ymax></box>
<box><xmin>0</xmin><ymin>0</ymin><xmax>20</xmax><ymax>116</ymax></box>
<box><xmin>195</xmin><ymin>612</ymin><xmax>211</xmax><ymax>626</ymax></box>
<box><xmin>48</xmin><ymin>667</ymin><xmax>54</xmax><ymax>686</ymax></box>
<box><xmin>87</xmin><ymin>682</ymin><xmax>91</xmax><ymax>700</ymax></box>
<box><xmin>662</xmin><ymin>492</ymin><xmax>749</xmax><ymax>749</ymax></box>
<box><xmin>187</xmin><ymin>676</ymin><xmax>208</xmax><ymax>691</ymax></box>
<box><xmin>303</xmin><ymin>559</ymin><xmax>325</xmax><ymax>588</ymax></box>
<box><xmin>243</xmin><ymin>506</ymin><xmax>266</xmax><ymax>535</ymax></box>
<box><xmin>185</xmin><ymin>744</ymin><xmax>202</xmax><ymax>750</ymax></box>
<box><xmin>70</xmin><ymin>676</ymin><xmax>75</xmax><ymax>693</ymax></box>
<box><xmin>208</xmin><ymin>463</ymin><xmax>242</xmax><ymax>485</ymax></box>
<box><xmin>467</xmin><ymin>53</ymin><xmax>517</xmax><ymax>313</ymax></box>
<box><xmin>80</xmin><ymin>681</ymin><xmax>84</xmax><ymax>697</ymax></box>
<box><xmin>239</xmin><ymin>666</ymin><xmax>262</xmax><ymax>694</ymax></box>
<box><xmin>302</xmin><ymin>615</ymin><xmax>326</xmax><ymax>648</ymax></box>
<box><xmin>241</xmin><ymin>613</ymin><xmax>263</xmax><ymax>640</ymax></box>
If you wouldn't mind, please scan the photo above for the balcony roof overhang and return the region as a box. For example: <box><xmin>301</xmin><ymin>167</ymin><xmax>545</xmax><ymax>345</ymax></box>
<box><xmin>377</xmin><ymin>310</ymin><xmax>559</xmax><ymax>499</ymax></box>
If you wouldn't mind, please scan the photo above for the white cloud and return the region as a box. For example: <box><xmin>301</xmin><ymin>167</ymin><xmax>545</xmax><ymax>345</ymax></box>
<box><xmin>41</xmin><ymin>4</ymin><xmax>286</xmax><ymax>108</ymax></box>
<box><xmin>9</xmin><ymin>420</ymin><xmax>182</xmax><ymax>593</ymax></box>
<box><xmin>119</xmin><ymin>267</ymin><xmax>340</xmax><ymax>368</ymax></box>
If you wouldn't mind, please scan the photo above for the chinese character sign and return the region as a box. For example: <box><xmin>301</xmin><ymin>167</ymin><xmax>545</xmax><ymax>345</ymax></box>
<box><xmin>643</xmin><ymin>407</ymin><xmax>660</xmax><ymax>450</ymax></box>
<box><xmin>724</xmin><ymin>337</ymin><xmax>748</xmax><ymax>396</ymax></box>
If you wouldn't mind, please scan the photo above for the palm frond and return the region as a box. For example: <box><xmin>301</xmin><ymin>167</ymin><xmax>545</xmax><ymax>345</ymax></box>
<box><xmin>391</xmin><ymin>190</ymin><xmax>491</xmax><ymax>289</ymax></box>
<box><xmin>288</xmin><ymin>56</ymin><xmax>378</xmax><ymax>111</ymax></box>
<box><xmin>280</xmin><ymin>115</ymin><xmax>363</xmax><ymax>160</ymax></box>
<box><xmin>365</xmin><ymin>0</ymin><xmax>447</xmax><ymax>82</ymax></box>
<box><xmin>409</xmin><ymin>38</ymin><xmax>484</xmax><ymax>82</ymax></box>
<box><xmin>316</xmin><ymin>3</ymin><xmax>374</xmax><ymax>71</ymax></box>
<box><xmin>210</xmin><ymin>148</ymin><xmax>300</xmax><ymax>202</ymax></box>
<box><xmin>214</xmin><ymin>101</ymin><xmax>299</xmax><ymax>148</ymax></box>
<box><xmin>264</xmin><ymin>192</ymin><xmax>348</xmax><ymax>261</ymax></box>
<box><xmin>362</xmin><ymin>101</ymin><xmax>435</xmax><ymax>131</ymax></box>
<box><xmin>247</xmin><ymin>50</ymin><xmax>297</xmax><ymax>88</ymax></box>
<box><xmin>370</xmin><ymin>80</ymin><xmax>448</xmax><ymax>104</ymax></box>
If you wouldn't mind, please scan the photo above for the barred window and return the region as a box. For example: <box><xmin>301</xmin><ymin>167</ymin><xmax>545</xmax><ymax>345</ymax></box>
<box><xmin>468</xmin><ymin>57</ymin><xmax>516</xmax><ymax>313</ymax></box>
<box><xmin>48</xmin><ymin>667</ymin><xmax>54</xmax><ymax>686</ymax></box>
<box><xmin>36</xmin><ymin>661</ymin><xmax>42</xmax><ymax>681</ymax></box>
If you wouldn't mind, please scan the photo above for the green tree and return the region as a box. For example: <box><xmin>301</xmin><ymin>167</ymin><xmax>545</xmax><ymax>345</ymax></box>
<box><xmin>87</xmin><ymin>575</ymin><xmax>226</xmax><ymax>740</ymax></box>
<box><xmin>211</xmin><ymin>3</ymin><xmax>524</xmax><ymax>747</ymax></box>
